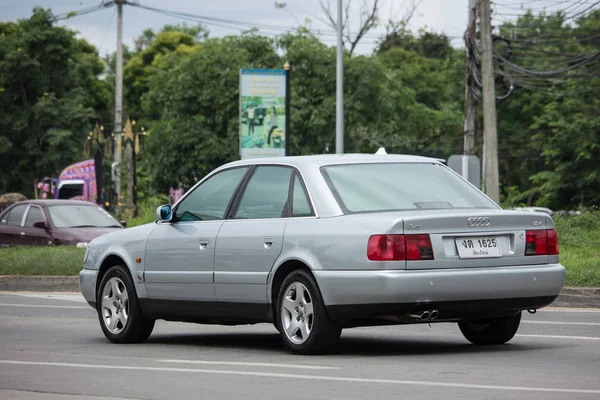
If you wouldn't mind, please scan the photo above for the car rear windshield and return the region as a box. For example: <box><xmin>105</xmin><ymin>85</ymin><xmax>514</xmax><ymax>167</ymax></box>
<box><xmin>321</xmin><ymin>162</ymin><xmax>497</xmax><ymax>213</ymax></box>
<box><xmin>48</xmin><ymin>205</ymin><xmax>121</xmax><ymax>228</ymax></box>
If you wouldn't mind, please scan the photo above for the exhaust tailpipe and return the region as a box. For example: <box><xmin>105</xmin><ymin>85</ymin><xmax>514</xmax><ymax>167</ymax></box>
<box><xmin>411</xmin><ymin>311</ymin><xmax>431</xmax><ymax>321</ymax></box>
<box><xmin>410</xmin><ymin>309</ymin><xmax>439</xmax><ymax>321</ymax></box>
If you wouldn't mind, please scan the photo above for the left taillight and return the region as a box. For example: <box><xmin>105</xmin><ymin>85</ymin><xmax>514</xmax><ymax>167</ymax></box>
<box><xmin>367</xmin><ymin>234</ymin><xmax>434</xmax><ymax>261</ymax></box>
<box><xmin>367</xmin><ymin>235</ymin><xmax>406</xmax><ymax>261</ymax></box>
<box><xmin>525</xmin><ymin>229</ymin><xmax>559</xmax><ymax>256</ymax></box>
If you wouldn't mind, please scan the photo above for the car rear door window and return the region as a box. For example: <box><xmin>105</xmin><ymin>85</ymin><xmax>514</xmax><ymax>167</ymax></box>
<box><xmin>6</xmin><ymin>205</ymin><xmax>27</xmax><ymax>226</ymax></box>
<box><xmin>175</xmin><ymin>167</ymin><xmax>249</xmax><ymax>222</ymax></box>
<box><xmin>292</xmin><ymin>173</ymin><xmax>314</xmax><ymax>217</ymax></box>
<box><xmin>24</xmin><ymin>206</ymin><xmax>44</xmax><ymax>227</ymax></box>
<box><xmin>234</xmin><ymin>166</ymin><xmax>292</xmax><ymax>220</ymax></box>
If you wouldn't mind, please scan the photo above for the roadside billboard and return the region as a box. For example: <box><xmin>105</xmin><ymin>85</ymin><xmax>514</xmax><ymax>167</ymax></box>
<box><xmin>239</xmin><ymin>68</ymin><xmax>287</xmax><ymax>159</ymax></box>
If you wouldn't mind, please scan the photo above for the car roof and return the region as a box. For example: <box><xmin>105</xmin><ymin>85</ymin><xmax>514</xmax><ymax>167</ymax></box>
<box><xmin>13</xmin><ymin>200</ymin><xmax>99</xmax><ymax>207</ymax></box>
<box><xmin>222</xmin><ymin>154</ymin><xmax>442</xmax><ymax>169</ymax></box>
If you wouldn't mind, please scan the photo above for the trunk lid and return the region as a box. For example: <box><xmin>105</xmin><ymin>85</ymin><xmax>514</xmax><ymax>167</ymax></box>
<box><xmin>388</xmin><ymin>209</ymin><xmax>553</xmax><ymax>270</ymax></box>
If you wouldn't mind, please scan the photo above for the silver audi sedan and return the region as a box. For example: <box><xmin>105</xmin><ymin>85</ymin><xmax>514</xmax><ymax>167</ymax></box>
<box><xmin>80</xmin><ymin>154</ymin><xmax>565</xmax><ymax>354</ymax></box>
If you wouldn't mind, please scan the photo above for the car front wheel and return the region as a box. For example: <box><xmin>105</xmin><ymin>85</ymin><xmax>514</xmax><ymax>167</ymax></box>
<box><xmin>276</xmin><ymin>270</ymin><xmax>341</xmax><ymax>354</ymax></box>
<box><xmin>458</xmin><ymin>312</ymin><xmax>521</xmax><ymax>345</ymax></box>
<box><xmin>97</xmin><ymin>265</ymin><xmax>154</xmax><ymax>343</ymax></box>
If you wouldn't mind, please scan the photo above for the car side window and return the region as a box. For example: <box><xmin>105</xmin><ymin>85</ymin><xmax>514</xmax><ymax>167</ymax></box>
<box><xmin>6</xmin><ymin>205</ymin><xmax>27</xmax><ymax>226</ymax></box>
<box><xmin>292</xmin><ymin>173</ymin><xmax>314</xmax><ymax>217</ymax></box>
<box><xmin>24</xmin><ymin>206</ymin><xmax>44</xmax><ymax>228</ymax></box>
<box><xmin>175</xmin><ymin>167</ymin><xmax>249</xmax><ymax>222</ymax></box>
<box><xmin>234</xmin><ymin>166</ymin><xmax>292</xmax><ymax>220</ymax></box>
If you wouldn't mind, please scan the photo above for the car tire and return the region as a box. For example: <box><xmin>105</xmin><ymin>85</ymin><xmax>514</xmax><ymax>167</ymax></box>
<box><xmin>276</xmin><ymin>270</ymin><xmax>341</xmax><ymax>354</ymax></box>
<box><xmin>96</xmin><ymin>265</ymin><xmax>154</xmax><ymax>344</ymax></box>
<box><xmin>458</xmin><ymin>312</ymin><xmax>521</xmax><ymax>345</ymax></box>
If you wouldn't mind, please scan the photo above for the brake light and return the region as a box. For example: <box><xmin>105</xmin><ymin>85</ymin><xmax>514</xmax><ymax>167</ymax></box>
<box><xmin>525</xmin><ymin>229</ymin><xmax>559</xmax><ymax>256</ymax></box>
<box><xmin>405</xmin><ymin>234</ymin><xmax>435</xmax><ymax>260</ymax></box>
<box><xmin>546</xmin><ymin>229</ymin><xmax>559</xmax><ymax>255</ymax></box>
<box><xmin>367</xmin><ymin>235</ymin><xmax>405</xmax><ymax>261</ymax></box>
<box><xmin>367</xmin><ymin>234</ymin><xmax>434</xmax><ymax>261</ymax></box>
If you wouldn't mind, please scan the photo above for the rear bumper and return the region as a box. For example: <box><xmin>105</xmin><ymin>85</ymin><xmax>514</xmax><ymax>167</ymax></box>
<box><xmin>313</xmin><ymin>264</ymin><xmax>565</xmax><ymax>323</ymax></box>
<box><xmin>79</xmin><ymin>268</ymin><xmax>98</xmax><ymax>309</ymax></box>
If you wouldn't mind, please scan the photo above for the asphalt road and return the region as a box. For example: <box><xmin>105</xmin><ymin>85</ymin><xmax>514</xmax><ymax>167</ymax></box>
<box><xmin>1</xmin><ymin>292</ymin><xmax>599</xmax><ymax>400</ymax></box>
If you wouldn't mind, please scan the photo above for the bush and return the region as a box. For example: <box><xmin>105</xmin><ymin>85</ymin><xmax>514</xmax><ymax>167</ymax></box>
<box><xmin>554</xmin><ymin>211</ymin><xmax>600</xmax><ymax>287</ymax></box>
<box><xmin>126</xmin><ymin>195</ymin><xmax>168</xmax><ymax>228</ymax></box>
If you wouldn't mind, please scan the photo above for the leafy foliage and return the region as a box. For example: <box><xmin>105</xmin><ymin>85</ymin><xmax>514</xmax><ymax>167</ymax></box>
<box><xmin>0</xmin><ymin>8</ymin><xmax>110</xmax><ymax>196</ymax></box>
<box><xmin>497</xmin><ymin>10</ymin><xmax>600</xmax><ymax>209</ymax></box>
<box><xmin>1</xmin><ymin>8</ymin><xmax>599</xmax><ymax>213</ymax></box>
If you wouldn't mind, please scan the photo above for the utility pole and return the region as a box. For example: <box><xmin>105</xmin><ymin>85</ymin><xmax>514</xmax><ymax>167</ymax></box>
<box><xmin>124</xmin><ymin>119</ymin><xmax>134</xmax><ymax>209</ymax></box>
<box><xmin>113</xmin><ymin>0</ymin><xmax>124</xmax><ymax>212</ymax></box>
<box><xmin>284</xmin><ymin>61</ymin><xmax>291</xmax><ymax>157</ymax></box>
<box><xmin>335</xmin><ymin>0</ymin><xmax>344</xmax><ymax>154</ymax></box>
<box><xmin>463</xmin><ymin>0</ymin><xmax>477</xmax><ymax>183</ymax></box>
<box><xmin>479</xmin><ymin>0</ymin><xmax>500</xmax><ymax>203</ymax></box>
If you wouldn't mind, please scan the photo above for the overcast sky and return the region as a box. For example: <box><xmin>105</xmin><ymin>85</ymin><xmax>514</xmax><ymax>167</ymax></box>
<box><xmin>1</xmin><ymin>0</ymin><xmax>475</xmax><ymax>56</ymax></box>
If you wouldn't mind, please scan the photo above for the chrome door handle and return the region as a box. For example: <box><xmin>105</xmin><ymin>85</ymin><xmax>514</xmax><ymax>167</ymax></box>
<box><xmin>20</xmin><ymin>232</ymin><xmax>26</xmax><ymax>236</ymax></box>
<box><xmin>199</xmin><ymin>239</ymin><xmax>210</xmax><ymax>249</ymax></box>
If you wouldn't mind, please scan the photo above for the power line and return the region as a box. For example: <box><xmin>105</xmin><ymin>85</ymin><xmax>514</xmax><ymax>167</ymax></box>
<box><xmin>97</xmin><ymin>7</ymin><xmax>117</xmax><ymax>55</ymax></box>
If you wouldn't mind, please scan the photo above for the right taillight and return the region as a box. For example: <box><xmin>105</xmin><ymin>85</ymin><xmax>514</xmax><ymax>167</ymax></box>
<box><xmin>546</xmin><ymin>229</ymin><xmax>559</xmax><ymax>255</ymax></box>
<box><xmin>367</xmin><ymin>234</ymin><xmax>434</xmax><ymax>261</ymax></box>
<box><xmin>525</xmin><ymin>229</ymin><xmax>559</xmax><ymax>256</ymax></box>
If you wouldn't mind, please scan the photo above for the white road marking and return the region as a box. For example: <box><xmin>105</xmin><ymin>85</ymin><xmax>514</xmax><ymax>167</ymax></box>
<box><xmin>522</xmin><ymin>320</ymin><xmax>600</xmax><ymax>326</ymax></box>
<box><xmin>0</xmin><ymin>303</ymin><xmax>86</xmax><ymax>309</ymax></box>
<box><xmin>0</xmin><ymin>293</ymin><xmax>87</xmax><ymax>303</ymax></box>
<box><xmin>517</xmin><ymin>334</ymin><xmax>600</xmax><ymax>341</ymax></box>
<box><xmin>543</xmin><ymin>308</ymin><xmax>600</xmax><ymax>313</ymax></box>
<box><xmin>1</xmin><ymin>360</ymin><xmax>600</xmax><ymax>395</ymax></box>
<box><xmin>158</xmin><ymin>359</ymin><xmax>339</xmax><ymax>370</ymax></box>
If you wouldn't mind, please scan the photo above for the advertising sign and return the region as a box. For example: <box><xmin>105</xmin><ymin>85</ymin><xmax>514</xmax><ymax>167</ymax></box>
<box><xmin>240</xmin><ymin>69</ymin><xmax>287</xmax><ymax>159</ymax></box>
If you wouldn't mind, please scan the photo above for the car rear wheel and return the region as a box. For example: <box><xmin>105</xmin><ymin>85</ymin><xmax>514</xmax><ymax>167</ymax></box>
<box><xmin>97</xmin><ymin>265</ymin><xmax>154</xmax><ymax>343</ymax></box>
<box><xmin>458</xmin><ymin>312</ymin><xmax>521</xmax><ymax>345</ymax></box>
<box><xmin>276</xmin><ymin>270</ymin><xmax>341</xmax><ymax>354</ymax></box>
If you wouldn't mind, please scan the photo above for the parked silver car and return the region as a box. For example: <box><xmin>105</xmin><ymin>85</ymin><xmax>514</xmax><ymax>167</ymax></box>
<box><xmin>80</xmin><ymin>154</ymin><xmax>565</xmax><ymax>354</ymax></box>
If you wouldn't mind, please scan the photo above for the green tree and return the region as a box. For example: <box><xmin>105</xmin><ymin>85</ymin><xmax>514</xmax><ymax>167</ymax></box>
<box><xmin>497</xmin><ymin>10</ymin><xmax>600</xmax><ymax>209</ymax></box>
<box><xmin>0</xmin><ymin>8</ymin><xmax>111</xmax><ymax>196</ymax></box>
<box><xmin>142</xmin><ymin>33</ymin><xmax>280</xmax><ymax>191</ymax></box>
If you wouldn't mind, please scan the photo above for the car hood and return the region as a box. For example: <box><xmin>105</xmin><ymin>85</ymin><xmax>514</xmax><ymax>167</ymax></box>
<box><xmin>88</xmin><ymin>222</ymin><xmax>158</xmax><ymax>247</ymax></box>
<box><xmin>56</xmin><ymin>227</ymin><xmax>123</xmax><ymax>243</ymax></box>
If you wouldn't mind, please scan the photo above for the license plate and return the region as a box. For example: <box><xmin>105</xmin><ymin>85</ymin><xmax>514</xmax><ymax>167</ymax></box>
<box><xmin>455</xmin><ymin>237</ymin><xmax>502</xmax><ymax>258</ymax></box>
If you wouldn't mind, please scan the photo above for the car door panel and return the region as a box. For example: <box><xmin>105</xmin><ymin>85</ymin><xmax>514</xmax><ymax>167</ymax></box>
<box><xmin>214</xmin><ymin>165</ymin><xmax>293</xmax><ymax>305</ymax></box>
<box><xmin>215</xmin><ymin>219</ymin><xmax>287</xmax><ymax>302</ymax></box>
<box><xmin>21</xmin><ymin>206</ymin><xmax>51</xmax><ymax>246</ymax></box>
<box><xmin>142</xmin><ymin>166</ymin><xmax>251</xmax><ymax>303</ymax></box>
<box><xmin>144</xmin><ymin>221</ymin><xmax>223</xmax><ymax>301</ymax></box>
<box><xmin>0</xmin><ymin>205</ymin><xmax>28</xmax><ymax>246</ymax></box>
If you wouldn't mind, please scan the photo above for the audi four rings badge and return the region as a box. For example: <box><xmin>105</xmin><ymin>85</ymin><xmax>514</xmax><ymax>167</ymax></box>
<box><xmin>467</xmin><ymin>217</ymin><xmax>490</xmax><ymax>227</ymax></box>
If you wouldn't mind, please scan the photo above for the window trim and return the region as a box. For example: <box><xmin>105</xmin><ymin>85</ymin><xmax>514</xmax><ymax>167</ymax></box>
<box><xmin>5</xmin><ymin>204</ymin><xmax>30</xmax><ymax>227</ymax></box>
<box><xmin>23</xmin><ymin>204</ymin><xmax>44</xmax><ymax>228</ymax></box>
<box><xmin>170</xmin><ymin>166</ymin><xmax>252</xmax><ymax>223</ymax></box>
<box><xmin>229</xmin><ymin>165</ymin><xmax>295</xmax><ymax>220</ymax></box>
<box><xmin>320</xmin><ymin>161</ymin><xmax>499</xmax><ymax>215</ymax></box>
<box><xmin>290</xmin><ymin>171</ymin><xmax>315</xmax><ymax>218</ymax></box>
<box><xmin>23</xmin><ymin>205</ymin><xmax>47</xmax><ymax>228</ymax></box>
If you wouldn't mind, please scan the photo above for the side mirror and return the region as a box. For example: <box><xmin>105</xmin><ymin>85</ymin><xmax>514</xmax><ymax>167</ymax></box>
<box><xmin>156</xmin><ymin>204</ymin><xmax>173</xmax><ymax>222</ymax></box>
<box><xmin>33</xmin><ymin>220</ymin><xmax>48</xmax><ymax>229</ymax></box>
<box><xmin>119</xmin><ymin>220</ymin><xmax>127</xmax><ymax>228</ymax></box>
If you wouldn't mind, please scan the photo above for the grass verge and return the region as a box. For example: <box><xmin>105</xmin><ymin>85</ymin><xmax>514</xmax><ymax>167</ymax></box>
<box><xmin>0</xmin><ymin>212</ymin><xmax>598</xmax><ymax>286</ymax></box>
<box><xmin>0</xmin><ymin>246</ymin><xmax>85</xmax><ymax>276</ymax></box>
<box><xmin>554</xmin><ymin>211</ymin><xmax>600</xmax><ymax>287</ymax></box>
